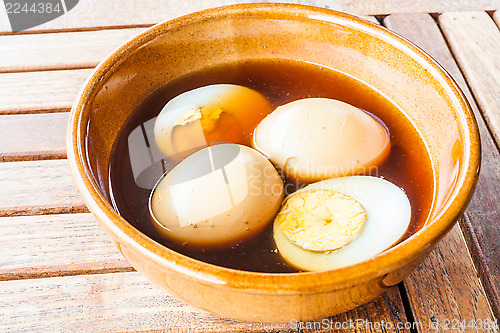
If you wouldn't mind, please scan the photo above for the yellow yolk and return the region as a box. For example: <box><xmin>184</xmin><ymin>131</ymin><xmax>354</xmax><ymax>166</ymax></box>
<box><xmin>154</xmin><ymin>84</ymin><xmax>272</xmax><ymax>161</ymax></box>
<box><xmin>276</xmin><ymin>189</ymin><xmax>366</xmax><ymax>251</ymax></box>
<box><xmin>199</xmin><ymin>106</ymin><xmax>223</xmax><ymax>132</ymax></box>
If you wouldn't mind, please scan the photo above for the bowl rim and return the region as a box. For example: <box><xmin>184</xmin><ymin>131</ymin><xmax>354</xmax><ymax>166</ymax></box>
<box><xmin>67</xmin><ymin>3</ymin><xmax>481</xmax><ymax>293</ymax></box>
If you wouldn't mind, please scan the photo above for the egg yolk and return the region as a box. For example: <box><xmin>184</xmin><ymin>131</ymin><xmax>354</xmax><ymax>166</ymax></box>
<box><xmin>199</xmin><ymin>106</ymin><xmax>243</xmax><ymax>144</ymax></box>
<box><xmin>199</xmin><ymin>106</ymin><xmax>223</xmax><ymax>131</ymax></box>
<box><xmin>273</xmin><ymin>176</ymin><xmax>411</xmax><ymax>272</ymax></box>
<box><xmin>170</xmin><ymin>106</ymin><xmax>243</xmax><ymax>153</ymax></box>
<box><xmin>154</xmin><ymin>84</ymin><xmax>273</xmax><ymax>161</ymax></box>
<box><xmin>276</xmin><ymin>189</ymin><xmax>366</xmax><ymax>252</ymax></box>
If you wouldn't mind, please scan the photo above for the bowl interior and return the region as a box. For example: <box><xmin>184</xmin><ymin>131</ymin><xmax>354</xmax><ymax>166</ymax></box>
<box><xmin>72</xmin><ymin>4</ymin><xmax>479</xmax><ymax>283</ymax></box>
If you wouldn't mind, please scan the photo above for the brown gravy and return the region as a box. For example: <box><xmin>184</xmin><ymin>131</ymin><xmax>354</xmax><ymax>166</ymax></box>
<box><xmin>108</xmin><ymin>59</ymin><xmax>434</xmax><ymax>273</ymax></box>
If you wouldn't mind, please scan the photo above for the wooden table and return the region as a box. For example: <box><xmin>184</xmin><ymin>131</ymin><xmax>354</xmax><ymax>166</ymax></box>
<box><xmin>1</xmin><ymin>1</ymin><xmax>499</xmax><ymax>331</ymax></box>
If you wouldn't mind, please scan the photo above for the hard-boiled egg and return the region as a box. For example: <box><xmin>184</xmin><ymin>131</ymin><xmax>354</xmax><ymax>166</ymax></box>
<box><xmin>149</xmin><ymin>143</ymin><xmax>284</xmax><ymax>247</ymax></box>
<box><xmin>253</xmin><ymin>98</ymin><xmax>391</xmax><ymax>183</ymax></box>
<box><xmin>274</xmin><ymin>176</ymin><xmax>411</xmax><ymax>271</ymax></box>
<box><xmin>154</xmin><ymin>84</ymin><xmax>272</xmax><ymax>161</ymax></box>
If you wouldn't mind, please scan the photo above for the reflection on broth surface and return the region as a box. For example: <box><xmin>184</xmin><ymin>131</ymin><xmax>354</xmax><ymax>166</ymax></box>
<box><xmin>108</xmin><ymin>59</ymin><xmax>434</xmax><ymax>273</ymax></box>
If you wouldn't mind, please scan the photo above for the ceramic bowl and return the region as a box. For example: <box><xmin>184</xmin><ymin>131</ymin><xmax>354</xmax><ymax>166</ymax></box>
<box><xmin>67</xmin><ymin>3</ymin><xmax>480</xmax><ymax>322</ymax></box>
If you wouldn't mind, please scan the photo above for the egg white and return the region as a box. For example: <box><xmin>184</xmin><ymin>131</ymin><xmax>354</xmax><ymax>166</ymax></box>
<box><xmin>150</xmin><ymin>143</ymin><xmax>284</xmax><ymax>247</ymax></box>
<box><xmin>253</xmin><ymin>98</ymin><xmax>391</xmax><ymax>183</ymax></box>
<box><xmin>274</xmin><ymin>176</ymin><xmax>411</xmax><ymax>271</ymax></box>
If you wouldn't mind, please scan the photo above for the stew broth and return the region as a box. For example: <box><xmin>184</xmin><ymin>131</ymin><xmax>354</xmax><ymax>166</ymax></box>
<box><xmin>108</xmin><ymin>59</ymin><xmax>434</xmax><ymax>273</ymax></box>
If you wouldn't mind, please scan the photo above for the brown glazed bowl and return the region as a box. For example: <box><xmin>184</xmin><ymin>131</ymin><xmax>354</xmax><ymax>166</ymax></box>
<box><xmin>67</xmin><ymin>3</ymin><xmax>480</xmax><ymax>322</ymax></box>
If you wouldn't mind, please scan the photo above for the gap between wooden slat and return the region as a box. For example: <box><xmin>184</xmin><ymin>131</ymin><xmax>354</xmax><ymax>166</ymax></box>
<box><xmin>460</xmin><ymin>212</ymin><xmax>500</xmax><ymax>306</ymax></box>
<box><xmin>0</xmin><ymin>108</ymin><xmax>71</xmax><ymax>116</ymax></box>
<box><xmin>0</xmin><ymin>23</ymin><xmax>154</xmax><ymax>36</ymax></box>
<box><xmin>0</xmin><ymin>65</ymin><xmax>93</xmax><ymax>74</ymax></box>
<box><xmin>383</xmin><ymin>12</ymin><xmax>500</xmax><ymax>324</ymax></box>
<box><xmin>396</xmin><ymin>282</ymin><xmax>419</xmax><ymax>333</ymax></box>
<box><xmin>1</xmin><ymin>264</ymin><xmax>136</xmax><ymax>282</ymax></box>
<box><xmin>492</xmin><ymin>11</ymin><xmax>500</xmax><ymax>28</ymax></box>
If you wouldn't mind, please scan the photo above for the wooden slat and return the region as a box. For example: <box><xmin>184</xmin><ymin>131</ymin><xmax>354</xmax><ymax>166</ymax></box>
<box><xmin>439</xmin><ymin>11</ymin><xmax>500</xmax><ymax>149</ymax></box>
<box><xmin>0</xmin><ymin>213</ymin><xmax>131</xmax><ymax>280</ymax></box>
<box><xmin>0</xmin><ymin>28</ymin><xmax>147</xmax><ymax>73</ymax></box>
<box><xmin>303</xmin><ymin>288</ymin><xmax>410</xmax><ymax>333</ymax></box>
<box><xmin>384</xmin><ymin>12</ymin><xmax>500</xmax><ymax>321</ymax></box>
<box><xmin>0</xmin><ymin>113</ymin><xmax>68</xmax><ymax>162</ymax></box>
<box><xmin>0</xmin><ymin>0</ymin><xmax>498</xmax><ymax>33</ymax></box>
<box><xmin>403</xmin><ymin>225</ymin><xmax>497</xmax><ymax>332</ymax></box>
<box><xmin>0</xmin><ymin>159</ymin><xmax>86</xmax><ymax>216</ymax></box>
<box><xmin>339</xmin><ymin>0</ymin><xmax>499</xmax><ymax>16</ymax></box>
<box><xmin>0</xmin><ymin>69</ymin><xmax>92</xmax><ymax>114</ymax></box>
<box><xmin>0</xmin><ymin>271</ymin><xmax>409</xmax><ymax>332</ymax></box>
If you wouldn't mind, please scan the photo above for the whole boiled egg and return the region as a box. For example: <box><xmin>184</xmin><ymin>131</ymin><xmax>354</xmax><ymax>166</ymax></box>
<box><xmin>273</xmin><ymin>176</ymin><xmax>411</xmax><ymax>271</ymax></box>
<box><xmin>149</xmin><ymin>143</ymin><xmax>284</xmax><ymax>247</ymax></box>
<box><xmin>253</xmin><ymin>98</ymin><xmax>391</xmax><ymax>183</ymax></box>
<box><xmin>154</xmin><ymin>84</ymin><xmax>272</xmax><ymax>161</ymax></box>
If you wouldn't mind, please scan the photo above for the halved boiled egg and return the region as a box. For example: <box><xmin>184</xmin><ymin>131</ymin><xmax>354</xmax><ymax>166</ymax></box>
<box><xmin>154</xmin><ymin>84</ymin><xmax>272</xmax><ymax>161</ymax></box>
<box><xmin>253</xmin><ymin>98</ymin><xmax>391</xmax><ymax>183</ymax></box>
<box><xmin>274</xmin><ymin>176</ymin><xmax>411</xmax><ymax>271</ymax></box>
<box><xmin>150</xmin><ymin>143</ymin><xmax>284</xmax><ymax>247</ymax></box>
